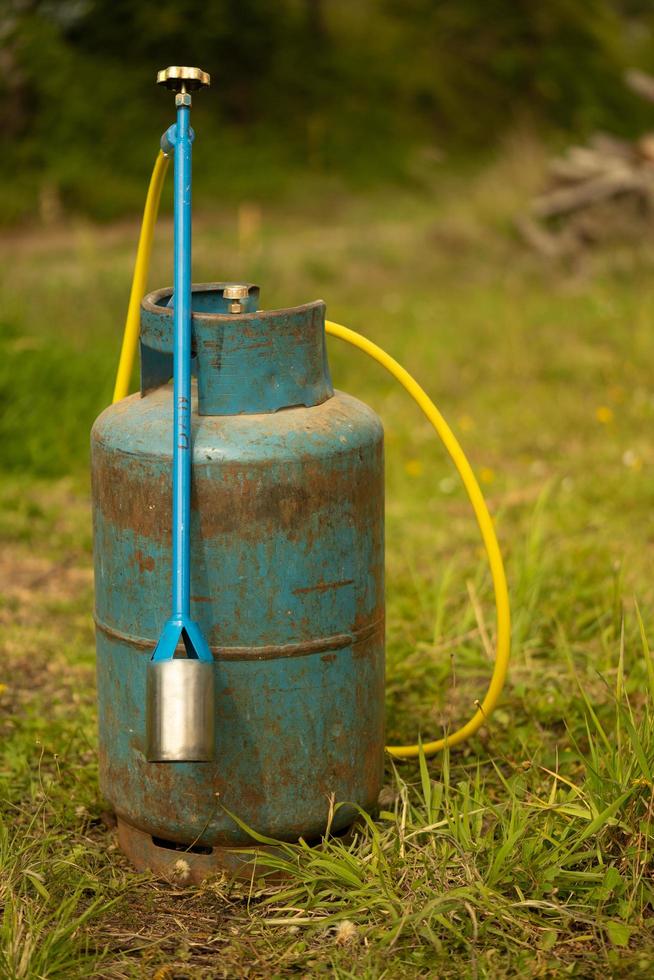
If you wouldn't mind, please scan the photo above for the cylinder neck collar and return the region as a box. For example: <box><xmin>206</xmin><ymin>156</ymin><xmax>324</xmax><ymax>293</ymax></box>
<box><xmin>140</xmin><ymin>283</ymin><xmax>333</xmax><ymax>415</ymax></box>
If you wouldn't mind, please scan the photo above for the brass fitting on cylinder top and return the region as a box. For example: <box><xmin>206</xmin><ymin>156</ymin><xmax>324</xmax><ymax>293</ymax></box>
<box><xmin>223</xmin><ymin>285</ymin><xmax>250</xmax><ymax>314</ymax></box>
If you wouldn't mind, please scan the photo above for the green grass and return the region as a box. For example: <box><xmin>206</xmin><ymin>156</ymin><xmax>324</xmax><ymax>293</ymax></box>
<box><xmin>3</xmin><ymin>137</ymin><xmax>654</xmax><ymax>976</ymax></box>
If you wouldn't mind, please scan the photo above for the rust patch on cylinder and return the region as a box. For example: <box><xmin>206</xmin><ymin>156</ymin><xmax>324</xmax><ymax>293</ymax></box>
<box><xmin>195</xmin><ymin>467</ymin><xmax>311</xmax><ymax>539</ymax></box>
<box><xmin>92</xmin><ymin>444</ymin><xmax>380</xmax><ymax>547</ymax></box>
<box><xmin>92</xmin><ymin>397</ymin><xmax>383</xmax><ymax>552</ymax></box>
<box><xmin>293</xmin><ymin>579</ymin><xmax>354</xmax><ymax>596</ymax></box>
<box><xmin>130</xmin><ymin>550</ymin><xmax>155</xmax><ymax>573</ymax></box>
<box><xmin>194</xmin><ymin>445</ymin><xmax>382</xmax><ymax>545</ymax></box>
<box><xmin>92</xmin><ymin>444</ymin><xmax>171</xmax><ymax>541</ymax></box>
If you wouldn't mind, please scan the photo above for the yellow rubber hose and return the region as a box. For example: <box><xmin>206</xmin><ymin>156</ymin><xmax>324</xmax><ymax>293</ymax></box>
<box><xmin>112</xmin><ymin>150</ymin><xmax>170</xmax><ymax>403</ymax></box>
<box><xmin>113</xmin><ymin>155</ymin><xmax>511</xmax><ymax>760</ymax></box>
<box><xmin>324</xmin><ymin>321</ymin><xmax>511</xmax><ymax>758</ymax></box>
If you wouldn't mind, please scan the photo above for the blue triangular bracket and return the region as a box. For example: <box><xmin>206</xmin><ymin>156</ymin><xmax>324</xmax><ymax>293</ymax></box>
<box><xmin>151</xmin><ymin>616</ymin><xmax>214</xmax><ymax>663</ymax></box>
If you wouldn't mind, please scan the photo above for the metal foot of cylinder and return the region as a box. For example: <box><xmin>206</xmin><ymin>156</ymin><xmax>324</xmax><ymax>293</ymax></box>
<box><xmin>116</xmin><ymin>817</ymin><xmax>283</xmax><ymax>884</ymax></box>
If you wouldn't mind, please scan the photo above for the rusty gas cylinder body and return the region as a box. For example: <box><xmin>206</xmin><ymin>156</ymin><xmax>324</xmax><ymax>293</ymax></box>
<box><xmin>91</xmin><ymin>284</ymin><xmax>384</xmax><ymax>879</ymax></box>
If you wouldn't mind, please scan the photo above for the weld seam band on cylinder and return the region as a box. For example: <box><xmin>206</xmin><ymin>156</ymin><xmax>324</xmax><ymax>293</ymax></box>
<box><xmin>93</xmin><ymin>614</ymin><xmax>384</xmax><ymax>660</ymax></box>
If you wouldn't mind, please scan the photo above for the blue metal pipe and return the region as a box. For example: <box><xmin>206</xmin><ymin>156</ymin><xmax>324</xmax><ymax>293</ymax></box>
<box><xmin>172</xmin><ymin>103</ymin><xmax>192</xmax><ymax>622</ymax></box>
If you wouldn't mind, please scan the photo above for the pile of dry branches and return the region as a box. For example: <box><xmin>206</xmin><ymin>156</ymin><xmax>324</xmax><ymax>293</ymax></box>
<box><xmin>519</xmin><ymin>70</ymin><xmax>654</xmax><ymax>256</ymax></box>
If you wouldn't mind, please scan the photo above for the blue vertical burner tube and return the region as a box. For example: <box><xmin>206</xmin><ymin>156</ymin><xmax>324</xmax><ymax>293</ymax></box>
<box><xmin>173</xmin><ymin>100</ymin><xmax>192</xmax><ymax>625</ymax></box>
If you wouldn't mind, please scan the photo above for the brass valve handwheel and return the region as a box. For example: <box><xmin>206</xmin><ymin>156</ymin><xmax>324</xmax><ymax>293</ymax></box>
<box><xmin>156</xmin><ymin>66</ymin><xmax>210</xmax><ymax>92</ymax></box>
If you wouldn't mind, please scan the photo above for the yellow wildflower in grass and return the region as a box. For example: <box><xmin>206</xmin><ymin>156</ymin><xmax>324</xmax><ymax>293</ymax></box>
<box><xmin>458</xmin><ymin>414</ymin><xmax>475</xmax><ymax>432</ymax></box>
<box><xmin>0</xmin><ymin>684</ymin><xmax>7</xmax><ymax>695</ymax></box>
<box><xmin>405</xmin><ymin>459</ymin><xmax>423</xmax><ymax>477</ymax></box>
<box><xmin>479</xmin><ymin>466</ymin><xmax>495</xmax><ymax>485</ymax></box>
<box><xmin>596</xmin><ymin>406</ymin><xmax>614</xmax><ymax>425</ymax></box>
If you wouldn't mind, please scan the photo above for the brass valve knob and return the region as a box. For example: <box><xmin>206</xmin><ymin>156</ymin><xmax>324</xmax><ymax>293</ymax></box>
<box><xmin>156</xmin><ymin>66</ymin><xmax>210</xmax><ymax>92</ymax></box>
<box><xmin>223</xmin><ymin>285</ymin><xmax>250</xmax><ymax>315</ymax></box>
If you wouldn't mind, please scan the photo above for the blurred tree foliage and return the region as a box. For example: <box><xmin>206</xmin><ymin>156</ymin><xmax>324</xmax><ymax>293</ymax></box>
<box><xmin>1</xmin><ymin>0</ymin><xmax>653</xmax><ymax>222</ymax></box>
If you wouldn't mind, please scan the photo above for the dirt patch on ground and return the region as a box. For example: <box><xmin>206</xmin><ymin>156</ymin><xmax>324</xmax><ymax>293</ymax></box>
<box><xmin>0</xmin><ymin>538</ymin><xmax>95</xmax><ymax>731</ymax></box>
<box><xmin>0</xmin><ymin>548</ymin><xmax>92</xmax><ymax>609</ymax></box>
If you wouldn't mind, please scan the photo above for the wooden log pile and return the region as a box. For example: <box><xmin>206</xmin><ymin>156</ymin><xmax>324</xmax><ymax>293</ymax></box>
<box><xmin>519</xmin><ymin>70</ymin><xmax>654</xmax><ymax>256</ymax></box>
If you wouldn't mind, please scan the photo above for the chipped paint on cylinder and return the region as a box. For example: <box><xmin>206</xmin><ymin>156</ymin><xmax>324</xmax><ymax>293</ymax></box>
<box><xmin>92</xmin><ymin>285</ymin><xmax>384</xmax><ymax>865</ymax></box>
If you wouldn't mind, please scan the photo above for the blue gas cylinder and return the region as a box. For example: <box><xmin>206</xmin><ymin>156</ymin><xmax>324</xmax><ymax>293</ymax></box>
<box><xmin>91</xmin><ymin>283</ymin><xmax>385</xmax><ymax>879</ymax></box>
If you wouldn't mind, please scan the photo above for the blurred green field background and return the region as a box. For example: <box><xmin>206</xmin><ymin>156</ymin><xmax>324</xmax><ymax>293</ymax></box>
<box><xmin>5</xmin><ymin>2</ymin><xmax>654</xmax><ymax>977</ymax></box>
